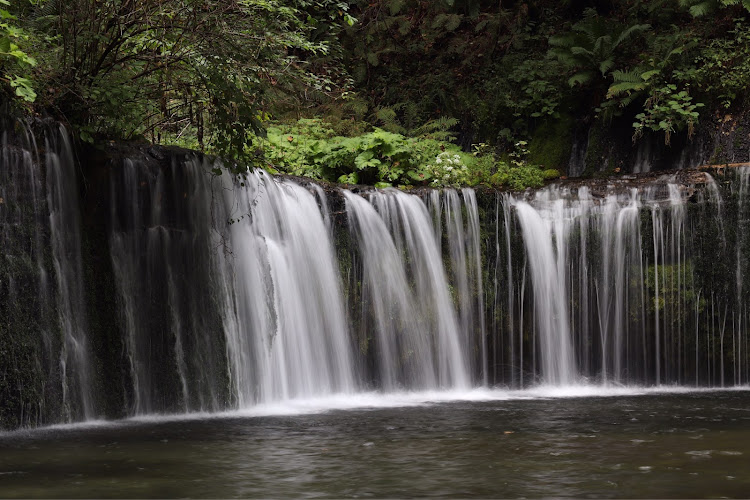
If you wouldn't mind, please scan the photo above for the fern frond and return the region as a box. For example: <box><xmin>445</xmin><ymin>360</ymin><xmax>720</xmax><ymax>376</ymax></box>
<box><xmin>344</xmin><ymin>98</ymin><xmax>369</xmax><ymax>119</ymax></box>
<box><xmin>570</xmin><ymin>45</ymin><xmax>594</xmax><ymax>57</ymax></box>
<box><xmin>612</xmin><ymin>69</ymin><xmax>645</xmax><ymax>84</ymax></box>
<box><xmin>548</xmin><ymin>34</ymin><xmax>574</xmax><ymax>48</ymax></box>
<box><xmin>719</xmin><ymin>0</ymin><xmax>750</xmax><ymax>11</ymax></box>
<box><xmin>373</xmin><ymin>107</ymin><xmax>405</xmax><ymax>134</ymax></box>
<box><xmin>568</xmin><ymin>70</ymin><xmax>595</xmax><ymax>87</ymax></box>
<box><xmin>599</xmin><ymin>58</ymin><xmax>615</xmax><ymax>75</ymax></box>
<box><xmin>31</xmin><ymin>0</ymin><xmax>62</xmax><ymax>30</ymax></box>
<box><xmin>689</xmin><ymin>1</ymin><xmax>715</xmax><ymax>16</ymax></box>
<box><xmin>612</xmin><ymin>24</ymin><xmax>650</xmax><ymax>49</ymax></box>
<box><xmin>607</xmin><ymin>81</ymin><xmax>647</xmax><ymax>98</ymax></box>
<box><xmin>387</xmin><ymin>0</ymin><xmax>406</xmax><ymax>15</ymax></box>
<box><xmin>412</xmin><ymin>117</ymin><xmax>459</xmax><ymax>138</ymax></box>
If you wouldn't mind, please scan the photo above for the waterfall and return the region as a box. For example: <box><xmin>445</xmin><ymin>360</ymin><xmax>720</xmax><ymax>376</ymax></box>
<box><xmin>370</xmin><ymin>189</ymin><xmax>472</xmax><ymax>389</ymax></box>
<box><xmin>344</xmin><ymin>188</ymin><xmax>471</xmax><ymax>390</ymax></box>
<box><xmin>1</xmin><ymin>123</ymin><xmax>94</xmax><ymax>427</ymax></box>
<box><xmin>512</xmin><ymin>191</ymin><xmax>577</xmax><ymax>385</ymax></box>
<box><xmin>223</xmin><ymin>170</ymin><xmax>355</xmax><ymax>404</ymax></box>
<box><xmin>462</xmin><ymin>189</ymin><xmax>487</xmax><ymax>385</ymax></box>
<box><xmin>46</xmin><ymin>125</ymin><xmax>94</xmax><ymax>419</ymax></box>
<box><xmin>734</xmin><ymin>167</ymin><xmax>750</xmax><ymax>386</ymax></box>
<box><xmin>4</xmin><ymin>124</ymin><xmax>750</xmax><ymax>430</ymax></box>
<box><xmin>494</xmin><ymin>175</ymin><xmax>750</xmax><ymax>388</ymax></box>
<box><xmin>1</xmin><ymin>125</ymin><xmax>57</xmax><ymax>427</ymax></box>
<box><xmin>109</xmin><ymin>158</ymin><xmax>229</xmax><ymax>414</ymax></box>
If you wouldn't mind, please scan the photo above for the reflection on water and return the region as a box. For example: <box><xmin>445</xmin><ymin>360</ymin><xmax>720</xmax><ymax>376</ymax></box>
<box><xmin>1</xmin><ymin>390</ymin><xmax>750</xmax><ymax>498</ymax></box>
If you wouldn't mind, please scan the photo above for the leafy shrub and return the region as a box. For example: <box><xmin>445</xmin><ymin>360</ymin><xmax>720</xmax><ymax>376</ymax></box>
<box><xmin>632</xmin><ymin>84</ymin><xmax>704</xmax><ymax>144</ymax></box>
<box><xmin>262</xmin><ymin>120</ymin><xmax>445</xmax><ymax>187</ymax></box>
<box><xmin>0</xmin><ymin>0</ymin><xmax>37</xmax><ymax>103</ymax></box>
<box><xmin>261</xmin><ymin>119</ymin><xmax>553</xmax><ymax>191</ymax></box>
<box><xmin>690</xmin><ymin>20</ymin><xmax>750</xmax><ymax>109</ymax></box>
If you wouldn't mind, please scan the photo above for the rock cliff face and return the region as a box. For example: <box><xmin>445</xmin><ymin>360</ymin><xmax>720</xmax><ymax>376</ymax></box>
<box><xmin>2</xmin><ymin>120</ymin><xmax>750</xmax><ymax>430</ymax></box>
<box><xmin>0</xmin><ymin>123</ymin><xmax>61</xmax><ymax>429</ymax></box>
<box><xmin>565</xmin><ymin>111</ymin><xmax>750</xmax><ymax>177</ymax></box>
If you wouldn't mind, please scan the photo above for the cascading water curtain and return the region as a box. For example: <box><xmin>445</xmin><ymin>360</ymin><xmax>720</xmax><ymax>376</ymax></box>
<box><xmin>4</xmin><ymin>122</ymin><xmax>750</xmax><ymax>431</ymax></box>
<box><xmin>1</xmin><ymin>123</ymin><xmax>95</xmax><ymax>427</ymax></box>
<box><xmin>488</xmin><ymin>175</ymin><xmax>750</xmax><ymax>388</ymax></box>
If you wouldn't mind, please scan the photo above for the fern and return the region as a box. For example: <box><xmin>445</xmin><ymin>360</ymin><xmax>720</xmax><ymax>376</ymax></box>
<box><xmin>690</xmin><ymin>1</ymin><xmax>715</xmax><ymax>15</ymax></box>
<box><xmin>31</xmin><ymin>0</ymin><xmax>62</xmax><ymax>31</ymax></box>
<box><xmin>612</xmin><ymin>69</ymin><xmax>645</xmax><ymax>84</ymax></box>
<box><xmin>680</xmin><ymin>0</ymin><xmax>750</xmax><ymax>16</ymax></box>
<box><xmin>373</xmin><ymin>107</ymin><xmax>405</xmax><ymax>134</ymax></box>
<box><xmin>387</xmin><ymin>0</ymin><xmax>406</xmax><ymax>16</ymax></box>
<box><xmin>549</xmin><ymin>11</ymin><xmax>650</xmax><ymax>88</ymax></box>
<box><xmin>344</xmin><ymin>98</ymin><xmax>369</xmax><ymax>120</ymax></box>
<box><xmin>599</xmin><ymin>58</ymin><xmax>615</xmax><ymax>76</ymax></box>
<box><xmin>568</xmin><ymin>70</ymin><xmax>595</xmax><ymax>87</ymax></box>
<box><xmin>613</xmin><ymin>24</ymin><xmax>651</xmax><ymax>49</ymax></box>
<box><xmin>412</xmin><ymin>117</ymin><xmax>459</xmax><ymax>140</ymax></box>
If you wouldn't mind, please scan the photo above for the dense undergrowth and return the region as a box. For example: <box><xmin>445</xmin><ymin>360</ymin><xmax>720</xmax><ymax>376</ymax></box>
<box><xmin>258</xmin><ymin>118</ymin><xmax>559</xmax><ymax>189</ymax></box>
<box><xmin>3</xmin><ymin>1</ymin><xmax>750</xmax><ymax>189</ymax></box>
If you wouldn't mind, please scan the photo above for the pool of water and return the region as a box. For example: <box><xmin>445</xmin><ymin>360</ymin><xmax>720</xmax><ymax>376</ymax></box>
<box><xmin>2</xmin><ymin>388</ymin><xmax>749</xmax><ymax>498</ymax></box>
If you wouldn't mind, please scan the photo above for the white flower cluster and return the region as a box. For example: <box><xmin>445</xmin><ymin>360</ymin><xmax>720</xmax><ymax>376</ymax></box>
<box><xmin>428</xmin><ymin>152</ymin><xmax>467</xmax><ymax>187</ymax></box>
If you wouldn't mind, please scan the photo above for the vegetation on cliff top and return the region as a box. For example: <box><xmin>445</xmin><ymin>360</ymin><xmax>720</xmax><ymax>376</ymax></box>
<box><xmin>2</xmin><ymin>0</ymin><xmax>750</xmax><ymax>188</ymax></box>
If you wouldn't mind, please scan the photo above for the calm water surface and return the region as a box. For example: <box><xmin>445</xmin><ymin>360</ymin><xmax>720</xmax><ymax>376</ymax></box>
<box><xmin>1</xmin><ymin>389</ymin><xmax>750</xmax><ymax>498</ymax></box>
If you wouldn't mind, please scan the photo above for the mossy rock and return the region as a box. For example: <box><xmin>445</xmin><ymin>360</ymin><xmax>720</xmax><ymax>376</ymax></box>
<box><xmin>527</xmin><ymin>115</ymin><xmax>574</xmax><ymax>171</ymax></box>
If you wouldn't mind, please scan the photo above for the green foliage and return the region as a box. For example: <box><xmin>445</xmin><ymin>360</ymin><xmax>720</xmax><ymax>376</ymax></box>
<box><xmin>264</xmin><ymin>120</ymin><xmax>447</xmax><ymax>186</ymax></box>
<box><xmin>344</xmin><ymin>0</ymin><xmax>545</xmax><ymax>141</ymax></box>
<box><xmin>453</xmin><ymin>140</ymin><xmax>550</xmax><ymax>191</ymax></box>
<box><xmin>18</xmin><ymin>0</ymin><xmax>353</xmax><ymax>159</ymax></box>
<box><xmin>604</xmin><ymin>32</ymin><xmax>695</xmax><ymax>116</ymax></box>
<box><xmin>679</xmin><ymin>0</ymin><xmax>750</xmax><ymax>17</ymax></box>
<box><xmin>689</xmin><ymin>20</ymin><xmax>750</xmax><ymax>109</ymax></box>
<box><xmin>340</xmin><ymin>0</ymin><xmax>750</xmax><ymax>157</ymax></box>
<box><xmin>595</xmin><ymin>29</ymin><xmax>707</xmax><ymax>143</ymax></box>
<box><xmin>424</xmin><ymin>152</ymin><xmax>468</xmax><ymax>187</ymax></box>
<box><xmin>262</xmin><ymin>119</ymin><xmax>551</xmax><ymax>190</ymax></box>
<box><xmin>0</xmin><ymin>0</ymin><xmax>37</xmax><ymax>103</ymax></box>
<box><xmin>548</xmin><ymin>9</ymin><xmax>650</xmax><ymax>89</ymax></box>
<box><xmin>10</xmin><ymin>0</ymin><xmax>750</xmax><ymax>175</ymax></box>
<box><xmin>644</xmin><ymin>262</ymin><xmax>704</xmax><ymax>316</ymax></box>
<box><xmin>262</xmin><ymin>119</ymin><xmax>338</xmax><ymax>178</ymax></box>
<box><xmin>632</xmin><ymin>84</ymin><xmax>704</xmax><ymax>145</ymax></box>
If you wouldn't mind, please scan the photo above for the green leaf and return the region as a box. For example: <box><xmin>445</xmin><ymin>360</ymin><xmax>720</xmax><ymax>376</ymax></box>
<box><xmin>355</xmin><ymin>150</ymin><xmax>380</xmax><ymax>170</ymax></box>
<box><xmin>9</xmin><ymin>75</ymin><xmax>36</xmax><ymax>102</ymax></box>
<box><xmin>407</xmin><ymin>170</ymin><xmax>431</xmax><ymax>182</ymax></box>
<box><xmin>338</xmin><ymin>172</ymin><xmax>359</xmax><ymax>184</ymax></box>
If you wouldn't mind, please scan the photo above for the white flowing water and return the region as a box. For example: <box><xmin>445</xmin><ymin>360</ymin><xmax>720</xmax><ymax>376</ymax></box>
<box><xmin>369</xmin><ymin>189</ymin><xmax>471</xmax><ymax>389</ymax></box>
<box><xmin>223</xmin><ymin>170</ymin><xmax>355</xmax><ymax>404</ymax></box>
<box><xmin>109</xmin><ymin>158</ymin><xmax>227</xmax><ymax>414</ymax></box>
<box><xmin>46</xmin><ymin>125</ymin><xmax>94</xmax><ymax>420</ymax></box>
<box><xmin>505</xmin><ymin>183</ymin><xmax>706</xmax><ymax>386</ymax></box>
<box><xmin>512</xmin><ymin>192</ymin><xmax>577</xmax><ymax>385</ymax></box>
<box><xmin>4</xmin><ymin>124</ymin><xmax>750</xmax><ymax>429</ymax></box>
<box><xmin>344</xmin><ymin>188</ymin><xmax>472</xmax><ymax>390</ymax></box>
<box><xmin>462</xmin><ymin>188</ymin><xmax>487</xmax><ymax>384</ymax></box>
